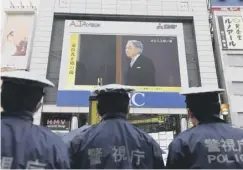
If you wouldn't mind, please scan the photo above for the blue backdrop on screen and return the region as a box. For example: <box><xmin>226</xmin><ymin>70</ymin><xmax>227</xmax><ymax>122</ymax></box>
<box><xmin>56</xmin><ymin>91</ymin><xmax>186</xmax><ymax>108</ymax></box>
<box><xmin>211</xmin><ymin>0</ymin><xmax>243</xmax><ymax>6</ymax></box>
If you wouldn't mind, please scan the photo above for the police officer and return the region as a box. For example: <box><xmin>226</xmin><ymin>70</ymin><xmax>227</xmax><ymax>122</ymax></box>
<box><xmin>166</xmin><ymin>87</ymin><xmax>243</xmax><ymax>169</ymax></box>
<box><xmin>1</xmin><ymin>70</ymin><xmax>70</xmax><ymax>169</ymax></box>
<box><xmin>62</xmin><ymin>124</ymin><xmax>91</xmax><ymax>146</ymax></box>
<box><xmin>69</xmin><ymin>84</ymin><xmax>165</xmax><ymax>169</ymax></box>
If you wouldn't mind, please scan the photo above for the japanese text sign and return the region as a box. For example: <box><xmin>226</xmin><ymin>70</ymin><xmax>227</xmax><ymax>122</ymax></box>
<box><xmin>218</xmin><ymin>16</ymin><xmax>243</xmax><ymax>50</ymax></box>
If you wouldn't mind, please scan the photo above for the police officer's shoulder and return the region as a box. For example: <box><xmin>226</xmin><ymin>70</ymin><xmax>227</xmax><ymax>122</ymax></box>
<box><xmin>77</xmin><ymin>124</ymin><xmax>96</xmax><ymax>138</ymax></box>
<box><xmin>131</xmin><ymin>125</ymin><xmax>166</xmax><ymax>153</ymax></box>
<box><xmin>69</xmin><ymin>124</ymin><xmax>99</xmax><ymax>151</ymax></box>
<box><xmin>70</xmin><ymin>124</ymin><xmax>97</xmax><ymax>143</ymax></box>
<box><xmin>1</xmin><ymin>70</ymin><xmax>54</xmax><ymax>87</ymax></box>
<box><xmin>25</xmin><ymin>125</ymin><xmax>68</xmax><ymax>157</ymax></box>
<box><xmin>170</xmin><ymin>126</ymin><xmax>198</xmax><ymax>147</ymax></box>
<box><xmin>130</xmin><ymin>123</ymin><xmax>160</xmax><ymax>144</ymax></box>
<box><xmin>38</xmin><ymin>125</ymin><xmax>61</xmax><ymax>138</ymax></box>
<box><xmin>175</xmin><ymin>126</ymin><xmax>197</xmax><ymax>139</ymax></box>
<box><xmin>62</xmin><ymin>125</ymin><xmax>91</xmax><ymax>143</ymax></box>
<box><xmin>231</xmin><ymin>125</ymin><xmax>243</xmax><ymax>134</ymax></box>
<box><xmin>92</xmin><ymin>84</ymin><xmax>135</xmax><ymax>95</ymax></box>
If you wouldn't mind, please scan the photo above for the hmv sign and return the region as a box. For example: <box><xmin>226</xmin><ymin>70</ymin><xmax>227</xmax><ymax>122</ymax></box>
<box><xmin>46</xmin><ymin>119</ymin><xmax>70</xmax><ymax>131</ymax></box>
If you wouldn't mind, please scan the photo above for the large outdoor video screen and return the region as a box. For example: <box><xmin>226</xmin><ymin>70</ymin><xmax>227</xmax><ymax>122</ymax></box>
<box><xmin>57</xmin><ymin>20</ymin><xmax>188</xmax><ymax>108</ymax></box>
<box><xmin>74</xmin><ymin>34</ymin><xmax>180</xmax><ymax>87</ymax></box>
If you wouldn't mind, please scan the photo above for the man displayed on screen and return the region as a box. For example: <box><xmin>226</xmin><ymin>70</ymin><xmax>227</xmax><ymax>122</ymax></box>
<box><xmin>125</xmin><ymin>40</ymin><xmax>156</xmax><ymax>86</ymax></box>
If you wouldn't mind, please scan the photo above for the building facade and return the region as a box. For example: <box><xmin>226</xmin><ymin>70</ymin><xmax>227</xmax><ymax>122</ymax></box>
<box><xmin>211</xmin><ymin>0</ymin><xmax>243</xmax><ymax>128</ymax></box>
<box><xmin>0</xmin><ymin>0</ymin><xmax>221</xmax><ymax>163</ymax></box>
<box><xmin>32</xmin><ymin>0</ymin><xmax>217</xmax><ymax>116</ymax></box>
<box><xmin>28</xmin><ymin>0</ymin><xmax>218</xmax><ymax>161</ymax></box>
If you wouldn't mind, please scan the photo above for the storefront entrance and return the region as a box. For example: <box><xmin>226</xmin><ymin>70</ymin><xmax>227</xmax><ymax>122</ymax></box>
<box><xmin>41</xmin><ymin>112</ymin><xmax>189</xmax><ymax>164</ymax></box>
<box><xmin>41</xmin><ymin>113</ymin><xmax>189</xmax><ymax>136</ymax></box>
<box><xmin>128</xmin><ymin>114</ymin><xmax>182</xmax><ymax>135</ymax></box>
<box><xmin>41</xmin><ymin>113</ymin><xmax>88</xmax><ymax>136</ymax></box>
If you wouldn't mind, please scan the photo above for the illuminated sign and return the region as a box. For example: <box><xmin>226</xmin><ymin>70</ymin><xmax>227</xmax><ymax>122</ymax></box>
<box><xmin>57</xmin><ymin>20</ymin><xmax>187</xmax><ymax>108</ymax></box>
<box><xmin>129</xmin><ymin>93</ymin><xmax>145</xmax><ymax>107</ymax></box>
<box><xmin>46</xmin><ymin>119</ymin><xmax>70</xmax><ymax>131</ymax></box>
<box><xmin>57</xmin><ymin>90</ymin><xmax>185</xmax><ymax>108</ymax></box>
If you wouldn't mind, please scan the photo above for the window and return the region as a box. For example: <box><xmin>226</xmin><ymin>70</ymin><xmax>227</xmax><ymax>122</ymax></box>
<box><xmin>232</xmin><ymin>82</ymin><xmax>243</xmax><ymax>96</ymax></box>
<box><xmin>228</xmin><ymin>54</ymin><xmax>243</xmax><ymax>67</ymax></box>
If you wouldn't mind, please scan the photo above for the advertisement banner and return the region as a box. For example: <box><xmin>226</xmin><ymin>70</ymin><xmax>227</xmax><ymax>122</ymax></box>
<box><xmin>218</xmin><ymin>16</ymin><xmax>243</xmax><ymax>50</ymax></box>
<box><xmin>57</xmin><ymin>20</ymin><xmax>188</xmax><ymax>108</ymax></box>
<box><xmin>1</xmin><ymin>10</ymin><xmax>35</xmax><ymax>69</ymax></box>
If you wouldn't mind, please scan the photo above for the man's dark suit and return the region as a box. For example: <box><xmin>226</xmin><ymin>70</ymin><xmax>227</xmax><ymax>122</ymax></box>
<box><xmin>125</xmin><ymin>55</ymin><xmax>156</xmax><ymax>86</ymax></box>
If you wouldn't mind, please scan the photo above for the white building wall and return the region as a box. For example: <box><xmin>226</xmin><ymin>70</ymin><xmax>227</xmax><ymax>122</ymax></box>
<box><xmin>30</xmin><ymin>0</ymin><xmax>217</xmax><ymax>123</ymax></box>
<box><xmin>212</xmin><ymin>10</ymin><xmax>243</xmax><ymax>128</ymax></box>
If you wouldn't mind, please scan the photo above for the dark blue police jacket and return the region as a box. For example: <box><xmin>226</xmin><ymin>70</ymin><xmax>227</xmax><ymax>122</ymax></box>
<box><xmin>1</xmin><ymin>112</ymin><xmax>70</xmax><ymax>169</ymax></box>
<box><xmin>69</xmin><ymin>113</ymin><xmax>165</xmax><ymax>169</ymax></box>
<box><xmin>166</xmin><ymin>117</ymin><xmax>243</xmax><ymax>169</ymax></box>
<box><xmin>62</xmin><ymin>125</ymin><xmax>91</xmax><ymax>146</ymax></box>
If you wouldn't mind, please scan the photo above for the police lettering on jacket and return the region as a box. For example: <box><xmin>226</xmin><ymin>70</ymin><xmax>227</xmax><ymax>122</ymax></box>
<box><xmin>205</xmin><ymin>138</ymin><xmax>243</xmax><ymax>164</ymax></box>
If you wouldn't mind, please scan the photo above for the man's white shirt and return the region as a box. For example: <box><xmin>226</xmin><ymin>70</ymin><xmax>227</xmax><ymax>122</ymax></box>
<box><xmin>130</xmin><ymin>54</ymin><xmax>140</xmax><ymax>68</ymax></box>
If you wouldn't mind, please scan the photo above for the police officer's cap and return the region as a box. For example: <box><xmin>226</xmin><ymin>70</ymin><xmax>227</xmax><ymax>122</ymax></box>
<box><xmin>92</xmin><ymin>84</ymin><xmax>135</xmax><ymax>95</ymax></box>
<box><xmin>1</xmin><ymin>70</ymin><xmax>54</xmax><ymax>87</ymax></box>
<box><xmin>180</xmin><ymin>87</ymin><xmax>225</xmax><ymax>105</ymax></box>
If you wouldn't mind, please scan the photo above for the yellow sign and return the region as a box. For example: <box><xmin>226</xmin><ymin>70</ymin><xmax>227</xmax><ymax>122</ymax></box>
<box><xmin>66</xmin><ymin>34</ymin><xmax>79</xmax><ymax>88</ymax></box>
<box><xmin>129</xmin><ymin>115</ymin><xmax>164</xmax><ymax>124</ymax></box>
<box><xmin>66</xmin><ymin>85</ymin><xmax>180</xmax><ymax>92</ymax></box>
<box><xmin>89</xmin><ymin>98</ymin><xmax>165</xmax><ymax>126</ymax></box>
<box><xmin>134</xmin><ymin>86</ymin><xmax>180</xmax><ymax>92</ymax></box>
<box><xmin>89</xmin><ymin>99</ymin><xmax>102</xmax><ymax>125</ymax></box>
<box><xmin>88</xmin><ymin>95</ymin><xmax>165</xmax><ymax>126</ymax></box>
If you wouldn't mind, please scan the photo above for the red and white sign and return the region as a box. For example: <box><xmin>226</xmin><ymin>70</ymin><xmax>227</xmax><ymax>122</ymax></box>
<box><xmin>212</xmin><ymin>7</ymin><xmax>241</xmax><ymax>12</ymax></box>
<box><xmin>46</xmin><ymin>118</ymin><xmax>71</xmax><ymax>131</ymax></box>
